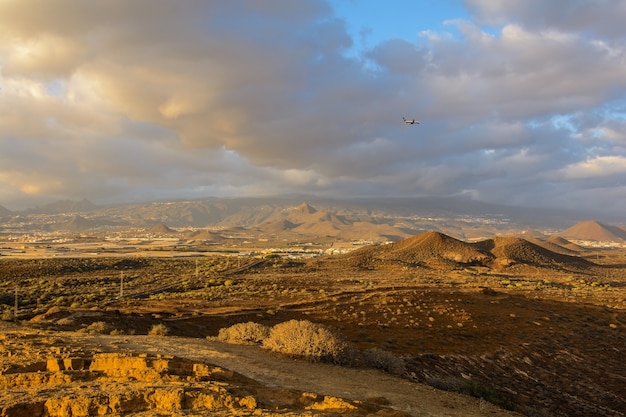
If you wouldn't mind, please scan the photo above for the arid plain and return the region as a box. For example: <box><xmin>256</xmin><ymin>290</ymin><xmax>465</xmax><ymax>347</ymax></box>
<box><xmin>1</xmin><ymin>199</ymin><xmax>625</xmax><ymax>417</ymax></box>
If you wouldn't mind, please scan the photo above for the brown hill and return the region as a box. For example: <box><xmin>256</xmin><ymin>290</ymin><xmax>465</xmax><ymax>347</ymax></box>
<box><xmin>348</xmin><ymin>231</ymin><xmax>493</xmax><ymax>268</ymax></box>
<box><xmin>294</xmin><ymin>201</ymin><xmax>317</xmax><ymax>214</ymax></box>
<box><xmin>557</xmin><ymin>220</ymin><xmax>626</xmax><ymax>242</ymax></box>
<box><xmin>473</xmin><ymin>236</ymin><xmax>594</xmax><ymax>269</ymax></box>
<box><xmin>146</xmin><ymin>223</ymin><xmax>177</xmax><ymax>235</ymax></box>
<box><xmin>185</xmin><ymin>229</ymin><xmax>224</xmax><ymax>241</ymax></box>
<box><xmin>524</xmin><ymin>237</ymin><xmax>581</xmax><ymax>256</ymax></box>
<box><xmin>347</xmin><ymin>231</ymin><xmax>595</xmax><ymax>271</ymax></box>
<box><xmin>545</xmin><ymin>235</ymin><xmax>586</xmax><ymax>252</ymax></box>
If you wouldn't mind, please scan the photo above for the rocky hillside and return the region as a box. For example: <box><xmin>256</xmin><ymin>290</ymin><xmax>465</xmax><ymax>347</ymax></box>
<box><xmin>348</xmin><ymin>231</ymin><xmax>491</xmax><ymax>268</ymax></box>
<box><xmin>346</xmin><ymin>231</ymin><xmax>596</xmax><ymax>271</ymax></box>
<box><xmin>474</xmin><ymin>236</ymin><xmax>594</xmax><ymax>269</ymax></box>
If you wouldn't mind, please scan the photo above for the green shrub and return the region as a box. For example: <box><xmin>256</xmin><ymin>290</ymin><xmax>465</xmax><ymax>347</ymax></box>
<box><xmin>262</xmin><ymin>319</ymin><xmax>348</xmax><ymax>363</ymax></box>
<box><xmin>216</xmin><ymin>322</ymin><xmax>270</xmax><ymax>345</ymax></box>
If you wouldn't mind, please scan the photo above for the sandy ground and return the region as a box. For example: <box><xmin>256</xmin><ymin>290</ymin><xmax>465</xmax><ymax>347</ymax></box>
<box><xmin>0</xmin><ymin>321</ymin><xmax>522</xmax><ymax>417</ymax></box>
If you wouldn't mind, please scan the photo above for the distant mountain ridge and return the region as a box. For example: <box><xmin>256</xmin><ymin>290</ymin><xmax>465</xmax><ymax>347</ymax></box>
<box><xmin>55</xmin><ymin>215</ymin><xmax>99</xmax><ymax>232</ymax></box>
<box><xmin>2</xmin><ymin>197</ymin><xmax>626</xmax><ymax>244</ymax></box>
<box><xmin>52</xmin><ymin>214</ymin><xmax>123</xmax><ymax>232</ymax></box>
<box><xmin>26</xmin><ymin>198</ymin><xmax>98</xmax><ymax>214</ymax></box>
<box><xmin>252</xmin><ymin>201</ymin><xmax>412</xmax><ymax>242</ymax></box>
<box><xmin>0</xmin><ymin>205</ymin><xmax>11</xmax><ymax>217</ymax></box>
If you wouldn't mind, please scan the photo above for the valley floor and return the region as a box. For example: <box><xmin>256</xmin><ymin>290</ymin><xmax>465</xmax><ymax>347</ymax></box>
<box><xmin>1</xmin><ymin>246</ymin><xmax>625</xmax><ymax>416</ymax></box>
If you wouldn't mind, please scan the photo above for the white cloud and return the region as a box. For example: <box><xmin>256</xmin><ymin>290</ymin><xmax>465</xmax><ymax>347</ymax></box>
<box><xmin>558</xmin><ymin>155</ymin><xmax>626</xmax><ymax>180</ymax></box>
<box><xmin>0</xmin><ymin>0</ymin><xmax>625</xmax><ymax>217</ymax></box>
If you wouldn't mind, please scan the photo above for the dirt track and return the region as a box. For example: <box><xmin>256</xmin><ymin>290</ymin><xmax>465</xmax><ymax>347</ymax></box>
<box><xmin>0</xmin><ymin>322</ymin><xmax>521</xmax><ymax>416</ymax></box>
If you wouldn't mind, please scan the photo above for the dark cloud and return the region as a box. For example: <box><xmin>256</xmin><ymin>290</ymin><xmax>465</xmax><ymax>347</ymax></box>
<box><xmin>0</xmin><ymin>0</ymin><xmax>625</xmax><ymax>217</ymax></box>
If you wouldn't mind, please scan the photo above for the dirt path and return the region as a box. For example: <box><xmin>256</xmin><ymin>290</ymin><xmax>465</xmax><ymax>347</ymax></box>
<box><xmin>84</xmin><ymin>333</ymin><xmax>522</xmax><ymax>417</ymax></box>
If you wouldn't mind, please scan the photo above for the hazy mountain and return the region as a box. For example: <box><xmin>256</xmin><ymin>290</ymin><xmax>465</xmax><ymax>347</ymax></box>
<box><xmin>101</xmin><ymin>199</ymin><xmax>275</xmax><ymax>228</ymax></box>
<box><xmin>0</xmin><ymin>205</ymin><xmax>11</xmax><ymax>217</ymax></box>
<box><xmin>50</xmin><ymin>214</ymin><xmax>126</xmax><ymax>233</ymax></box>
<box><xmin>5</xmin><ymin>196</ymin><xmax>626</xmax><ymax>244</ymax></box>
<box><xmin>253</xmin><ymin>201</ymin><xmax>413</xmax><ymax>242</ymax></box>
<box><xmin>184</xmin><ymin>229</ymin><xmax>225</xmax><ymax>241</ymax></box>
<box><xmin>26</xmin><ymin>198</ymin><xmax>98</xmax><ymax>214</ymax></box>
<box><xmin>259</xmin><ymin>202</ymin><xmax>347</xmax><ymax>230</ymax></box>
<box><xmin>556</xmin><ymin>220</ymin><xmax>626</xmax><ymax>242</ymax></box>
<box><xmin>55</xmin><ymin>215</ymin><xmax>99</xmax><ymax>232</ymax></box>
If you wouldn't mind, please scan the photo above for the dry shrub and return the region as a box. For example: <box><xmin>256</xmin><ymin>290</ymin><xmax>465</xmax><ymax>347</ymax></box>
<box><xmin>148</xmin><ymin>323</ymin><xmax>170</xmax><ymax>336</ymax></box>
<box><xmin>55</xmin><ymin>317</ymin><xmax>75</xmax><ymax>326</ymax></box>
<box><xmin>362</xmin><ymin>348</ymin><xmax>406</xmax><ymax>375</ymax></box>
<box><xmin>1</xmin><ymin>309</ymin><xmax>14</xmax><ymax>321</ymax></box>
<box><xmin>83</xmin><ymin>321</ymin><xmax>110</xmax><ymax>334</ymax></box>
<box><xmin>216</xmin><ymin>322</ymin><xmax>270</xmax><ymax>345</ymax></box>
<box><xmin>261</xmin><ymin>319</ymin><xmax>348</xmax><ymax>363</ymax></box>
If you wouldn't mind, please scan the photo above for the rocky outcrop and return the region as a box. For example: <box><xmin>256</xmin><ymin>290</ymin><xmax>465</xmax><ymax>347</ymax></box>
<box><xmin>0</xmin><ymin>352</ymin><xmax>403</xmax><ymax>416</ymax></box>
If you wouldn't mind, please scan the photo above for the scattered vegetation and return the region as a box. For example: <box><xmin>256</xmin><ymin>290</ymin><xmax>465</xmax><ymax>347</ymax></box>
<box><xmin>1</xmin><ymin>245</ymin><xmax>624</xmax><ymax>417</ymax></box>
<box><xmin>262</xmin><ymin>320</ymin><xmax>349</xmax><ymax>364</ymax></box>
<box><xmin>216</xmin><ymin>321</ymin><xmax>270</xmax><ymax>344</ymax></box>
<box><xmin>460</xmin><ymin>379</ymin><xmax>517</xmax><ymax>411</ymax></box>
<box><xmin>1</xmin><ymin>308</ymin><xmax>13</xmax><ymax>321</ymax></box>
<box><xmin>361</xmin><ymin>347</ymin><xmax>406</xmax><ymax>375</ymax></box>
<box><xmin>216</xmin><ymin>320</ymin><xmax>406</xmax><ymax>375</ymax></box>
<box><xmin>148</xmin><ymin>323</ymin><xmax>170</xmax><ymax>336</ymax></box>
<box><xmin>82</xmin><ymin>321</ymin><xmax>111</xmax><ymax>334</ymax></box>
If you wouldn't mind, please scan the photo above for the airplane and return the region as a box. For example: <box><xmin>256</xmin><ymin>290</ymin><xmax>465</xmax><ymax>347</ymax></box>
<box><xmin>403</xmin><ymin>117</ymin><xmax>420</xmax><ymax>124</ymax></box>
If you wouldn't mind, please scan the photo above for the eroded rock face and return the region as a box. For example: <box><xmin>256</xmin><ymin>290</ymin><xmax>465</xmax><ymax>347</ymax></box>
<box><xmin>1</xmin><ymin>353</ymin><xmax>251</xmax><ymax>416</ymax></box>
<box><xmin>0</xmin><ymin>348</ymin><xmax>400</xmax><ymax>417</ymax></box>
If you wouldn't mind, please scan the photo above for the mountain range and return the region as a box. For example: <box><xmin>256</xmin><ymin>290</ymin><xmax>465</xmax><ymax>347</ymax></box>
<box><xmin>1</xmin><ymin>197</ymin><xmax>625</xmax><ymax>244</ymax></box>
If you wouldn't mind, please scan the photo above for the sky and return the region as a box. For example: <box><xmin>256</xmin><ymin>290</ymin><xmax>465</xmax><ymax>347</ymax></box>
<box><xmin>1</xmin><ymin>1</ymin><xmax>625</xmax><ymax>217</ymax></box>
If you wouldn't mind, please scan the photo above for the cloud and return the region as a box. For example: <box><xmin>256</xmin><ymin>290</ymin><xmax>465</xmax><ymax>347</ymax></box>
<box><xmin>464</xmin><ymin>0</ymin><xmax>626</xmax><ymax>39</ymax></box>
<box><xmin>558</xmin><ymin>155</ymin><xmax>626</xmax><ymax>180</ymax></box>
<box><xmin>0</xmin><ymin>0</ymin><xmax>625</xmax><ymax>217</ymax></box>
